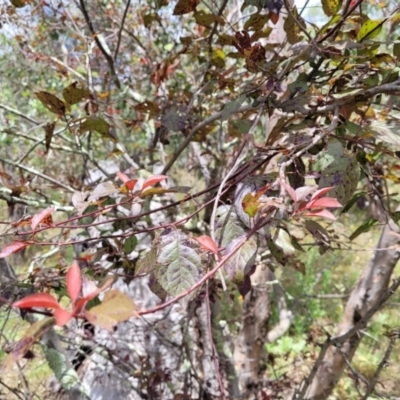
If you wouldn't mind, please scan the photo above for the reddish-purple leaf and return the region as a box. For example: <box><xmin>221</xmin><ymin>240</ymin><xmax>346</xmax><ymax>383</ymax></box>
<box><xmin>307</xmin><ymin>197</ymin><xmax>342</xmax><ymax>209</ymax></box>
<box><xmin>13</xmin><ymin>293</ymin><xmax>60</xmax><ymax>309</ymax></box>
<box><xmin>66</xmin><ymin>262</ymin><xmax>81</xmax><ymax>304</ymax></box>
<box><xmin>117</xmin><ymin>172</ymin><xmax>137</xmax><ymax>190</ymax></box>
<box><xmin>281</xmin><ymin>181</ymin><xmax>297</xmax><ymax>203</ymax></box>
<box><xmin>117</xmin><ymin>171</ymin><xmax>130</xmax><ymax>183</ymax></box>
<box><xmin>73</xmin><ymin>276</ymin><xmax>115</xmax><ymax>314</ymax></box>
<box><xmin>125</xmin><ymin>180</ymin><xmax>138</xmax><ymax>191</ymax></box>
<box><xmin>31</xmin><ymin>206</ymin><xmax>54</xmax><ymax>231</ymax></box>
<box><xmin>141</xmin><ymin>175</ymin><xmax>168</xmax><ymax>192</ymax></box>
<box><xmin>311</xmin><ymin>187</ymin><xmax>335</xmax><ymax>201</ymax></box>
<box><xmin>0</xmin><ymin>241</ymin><xmax>28</xmax><ymax>258</ymax></box>
<box><xmin>305</xmin><ymin>209</ymin><xmax>337</xmax><ymax>220</ymax></box>
<box><xmin>53</xmin><ymin>307</ymin><xmax>73</xmax><ymax>326</ymax></box>
<box><xmin>195</xmin><ymin>235</ymin><xmax>219</xmax><ymax>255</ymax></box>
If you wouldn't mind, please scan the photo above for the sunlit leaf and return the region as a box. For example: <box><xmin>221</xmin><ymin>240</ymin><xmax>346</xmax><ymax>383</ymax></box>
<box><xmin>242</xmin><ymin>192</ymin><xmax>260</xmax><ymax>217</ymax></box>
<box><xmin>274</xmin><ymin>228</ymin><xmax>296</xmax><ymax>256</ymax></box>
<box><xmin>84</xmin><ymin>290</ymin><xmax>138</xmax><ymax>332</ymax></box>
<box><xmin>357</xmin><ymin>19</ymin><xmax>385</xmax><ymax>42</ymax></box>
<box><xmin>321</xmin><ymin>0</ymin><xmax>342</xmax><ymax>16</ymax></box>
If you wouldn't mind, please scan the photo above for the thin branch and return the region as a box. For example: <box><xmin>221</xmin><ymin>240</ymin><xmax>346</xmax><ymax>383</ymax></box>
<box><xmin>294</xmin><ymin>277</ymin><xmax>400</xmax><ymax>399</ymax></box>
<box><xmin>161</xmin><ymin>102</ymin><xmax>264</xmax><ymax>174</ymax></box>
<box><xmin>360</xmin><ymin>330</ymin><xmax>400</xmax><ymax>400</ymax></box>
<box><xmin>0</xmin><ymin>104</ymin><xmax>39</xmax><ymax>125</ymax></box>
<box><xmin>114</xmin><ymin>0</ymin><xmax>131</xmax><ymax>62</ymax></box>
<box><xmin>78</xmin><ymin>0</ymin><xmax>121</xmax><ymax>89</ymax></box>
<box><xmin>205</xmin><ymin>279</ymin><xmax>226</xmax><ymax>399</ymax></box>
<box><xmin>139</xmin><ymin>218</ymin><xmax>271</xmax><ymax>316</ymax></box>
<box><xmin>0</xmin><ymin>157</ymin><xmax>75</xmax><ymax>193</ymax></box>
<box><xmin>0</xmin><ymin>189</ymin><xmax>74</xmax><ymax>211</ymax></box>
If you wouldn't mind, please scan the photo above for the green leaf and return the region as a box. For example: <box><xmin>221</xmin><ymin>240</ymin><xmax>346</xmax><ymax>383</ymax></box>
<box><xmin>194</xmin><ymin>11</ymin><xmax>224</xmax><ymax>27</ymax></box>
<box><xmin>156</xmin><ymin>231</ymin><xmax>204</xmax><ymax>304</ymax></box>
<box><xmin>221</xmin><ymin>95</ymin><xmax>246</xmax><ymax>121</ymax></box>
<box><xmin>224</xmin><ymin>235</ymin><xmax>257</xmax><ymax>283</ymax></box>
<box><xmin>349</xmin><ymin>219</ymin><xmax>378</xmax><ymax>241</ymax></box>
<box><xmin>357</xmin><ymin>19</ymin><xmax>385</xmax><ymax>42</ymax></box>
<box><xmin>123</xmin><ymin>236</ymin><xmax>137</xmax><ymax>254</ymax></box>
<box><xmin>136</xmin><ymin>248</ymin><xmax>157</xmax><ymax>275</ymax></box>
<box><xmin>340</xmin><ymin>192</ymin><xmax>365</xmax><ymax>214</ymax></box>
<box><xmin>244</xmin><ymin>13</ymin><xmax>269</xmax><ymax>31</ymax></box>
<box><xmin>318</xmin><ymin>154</ymin><xmax>360</xmax><ymax>205</ymax></box>
<box><xmin>321</xmin><ymin>0</ymin><xmax>342</xmax><ymax>16</ymax></box>
<box><xmin>62</xmin><ymin>82</ymin><xmax>91</xmax><ymax>105</ymax></box>
<box><xmin>35</xmin><ymin>91</ymin><xmax>66</xmax><ymax>115</ymax></box>
<box><xmin>312</xmin><ymin>138</ymin><xmax>343</xmax><ymax>171</ymax></box>
<box><xmin>319</xmin><ymin>14</ymin><xmax>341</xmax><ymax>36</ymax></box>
<box><xmin>267</xmin><ymin>238</ymin><xmax>288</xmax><ymax>266</ymax></box>
<box><xmin>284</xmin><ymin>7</ymin><xmax>305</xmax><ymax>44</ymax></box>
<box><xmin>215</xmin><ymin>205</ymin><xmax>246</xmax><ymax>247</ymax></box>
<box><xmin>79</xmin><ymin>116</ymin><xmax>117</xmax><ymax>142</ymax></box>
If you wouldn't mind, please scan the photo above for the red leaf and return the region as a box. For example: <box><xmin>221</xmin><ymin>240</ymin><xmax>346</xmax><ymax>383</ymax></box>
<box><xmin>311</xmin><ymin>187</ymin><xmax>335</xmax><ymax>201</ymax></box>
<box><xmin>281</xmin><ymin>181</ymin><xmax>297</xmax><ymax>203</ymax></box>
<box><xmin>195</xmin><ymin>235</ymin><xmax>219</xmax><ymax>255</ymax></box>
<box><xmin>66</xmin><ymin>262</ymin><xmax>81</xmax><ymax>303</ymax></box>
<box><xmin>141</xmin><ymin>175</ymin><xmax>168</xmax><ymax>192</ymax></box>
<box><xmin>73</xmin><ymin>276</ymin><xmax>115</xmax><ymax>314</ymax></box>
<box><xmin>53</xmin><ymin>307</ymin><xmax>73</xmax><ymax>326</ymax></box>
<box><xmin>305</xmin><ymin>209</ymin><xmax>337</xmax><ymax>221</ymax></box>
<box><xmin>117</xmin><ymin>171</ymin><xmax>130</xmax><ymax>183</ymax></box>
<box><xmin>13</xmin><ymin>293</ymin><xmax>59</xmax><ymax>309</ymax></box>
<box><xmin>31</xmin><ymin>206</ymin><xmax>54</xmax><ymax>231</ymax></box>
<box><xmin>307</xmin><ymin>197</ymin><xmax>342</xmax><ymax>209</ymax></box>
<box><xmin>0</xmin><ymin>241</ymin><xmax>28</xmax><ymax>258</ymax></box>
<box><xmin>125</xmin><ymin>180</ymin><xmax>138</xmax><ymax>191</ymax></box>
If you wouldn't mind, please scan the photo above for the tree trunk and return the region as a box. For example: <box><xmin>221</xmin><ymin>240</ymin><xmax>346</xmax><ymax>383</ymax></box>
<box><xmin>234</xmin><ymin>263</ymin><xmax>271</xmax><ymax>395</ymax></box>
<box><xmin>304</xmin><ymin>216</ymin><xmax>400</xmax><ymax>399</ymax></box>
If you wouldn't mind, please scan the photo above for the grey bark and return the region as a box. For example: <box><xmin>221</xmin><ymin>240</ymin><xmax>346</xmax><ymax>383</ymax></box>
<box><xmin>233</xmin><ymin>263</ymin><xmax>271</xmax><ymax>393</ymax></box>
<box><xmin>304</xmin><ymin>216</ymin><xmax>400</xmax><ymax>399</ymax></box>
